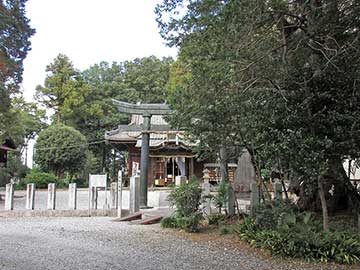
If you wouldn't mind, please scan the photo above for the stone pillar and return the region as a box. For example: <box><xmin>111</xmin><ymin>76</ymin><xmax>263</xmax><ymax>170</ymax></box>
<box><xmin>250</xmin><ymin>183</ymin><xmax>260</xmax><ymax>210</ymax></box>
<box><xmin>117</xmin><ymin>170</ymin><xmax>123</xmax><ymax>217</ymax></box>
<box><xmin>5</xmin><ymin>183</ymin><xmax>14</xmax><ymax>210</ymax></box>
<box><xmin>175</xmin><ymin>176</ymin><xmax>187</xmax><ymax>186</ymax></box>
<box><xmin>26</xmin><ymin>183</ymin><xmax>35</xmax><ymax>210</ymax></box>
<box><xmin>274</xmin><ymin>182</ymin><xmax>283</xmax><ymax>200</ymax></box>
<box><xmin>130</xmin><ymin>176</ymin><xmax>140</xmax><ymax>213</ymax></box>
<box><xmin>110</xmin><ymin>182</ymin><xmax>118</xmax><ymax>209</ymax></box>
<box><xmin>140</xmin><ymin>114</ymin><xmax>151</xmax><ymax>208</ymax></box>
<box><xmin>47</xmin><ymin>183</ymin><xmax>56</xmax><ymax>210</ymax></box>
<box><xmin>90</xmin><ymin>186</ymin><xmax>98</xmax><ymax>209</ymax></box>
<box><xmin>202</xmin><ymin>182</ymin><xmax>211</xmax><ymax>215</ymax></box>
<box><xmin>68</xmin><ymin>183</ymin><xmax>77</xmax><ymax>210</ymax></box>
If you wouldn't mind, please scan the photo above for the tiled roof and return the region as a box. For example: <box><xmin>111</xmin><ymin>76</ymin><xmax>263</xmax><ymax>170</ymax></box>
<box><xmin>105</xmin><ymin>115</ymin><xmax>197</xmax><ymax>148</ymax></box>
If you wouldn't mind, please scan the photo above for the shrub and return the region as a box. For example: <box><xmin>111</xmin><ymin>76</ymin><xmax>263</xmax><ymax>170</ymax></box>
<box><xmin>212</xmin><ymin>181</ymin><xmax>230</xmax><ymax>213</ymax></box>
<box><xmin>161</xmin><ymin>216</ymin><xmax>178</xmax><ymax>228</ymax></box>
<box><xmin>250</xmin><ymin>199</ymin><xmax>301</xmax><ymax>230</ymax></box>
<box><xmin>236</xmin><ymin>201</ymin><xmax>360</xmax><ymax>264</ymax></box>
<box><xmin>18</xmin><ymin>168</ymin><xmax>58</xmax><ymax>189</ymax></box>
<box><xmin>174</xmin><ymin>213</ymin><xmax>203</xmax><ymax>232</ymax></box>
<box><xmin>34</xmin><ymin>124</ymin><xmax>87</xmax><ymax>177</ymax></box>
<box><xmin>219</xmin><ymin>225</ymin><xmax>233</xmax><ymax>235</ymax></box>
<box><xmin>208</xmin><ymin>213</ymin><xmax>227</xmax><ymax>226</ymax></box>
<box><xmin>167</xmin><ymin>180</ymin><xmax>202</xmax><ymax>217</ymax></box>
<box><xmin>162</xmin><ymin>180</ymin><xmax>203</xmax><ymax>232</ymax></box>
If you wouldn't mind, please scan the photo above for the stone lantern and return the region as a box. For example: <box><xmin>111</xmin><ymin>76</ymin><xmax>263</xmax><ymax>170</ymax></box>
<box><xmin>202</xmin><ymin>168</ymin><xmax>211</xmax><ymax>183</ymax></box>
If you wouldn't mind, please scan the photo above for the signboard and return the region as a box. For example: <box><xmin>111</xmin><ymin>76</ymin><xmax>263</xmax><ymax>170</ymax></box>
<box><xmin>89</xmin><ymin>174</ymin><xmax>107</xmax><ymax>188</ymax></box>
<box><xmin>132</xmin><ymin>162</ymin><xmax>140</xmax><ymax>177</ymax></box>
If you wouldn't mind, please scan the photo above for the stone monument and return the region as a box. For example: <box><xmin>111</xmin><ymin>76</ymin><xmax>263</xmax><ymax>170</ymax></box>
<box><xmin>234</xmin><ymin>149</ymin><xmax>256</xmax><ymax>198</ymax></box>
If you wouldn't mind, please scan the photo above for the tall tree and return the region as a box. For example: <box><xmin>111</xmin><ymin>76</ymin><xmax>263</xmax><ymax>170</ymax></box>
<box><xmin>0</xmin><ymin>0</ymin><xmax>35</xmax><ymax>139</ymax></box>
<box><xmin>35</xmin><ymin>54</ymin><xmax>88</xmax><ymax>123</ymax></box>
<box><xmin>123</xmin><ymin>56</ymin><xmax>174</xmax><ymax>103</ymax></box>
<box><xmin>156</xmin><ymin>0</ymin><xmax>360</xmax><ymax>227</ymax></box>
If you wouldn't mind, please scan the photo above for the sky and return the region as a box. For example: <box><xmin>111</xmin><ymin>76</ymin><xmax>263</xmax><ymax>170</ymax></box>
<box><xmin>21</xmin><ymin>0</ymin><xmax>178</xmax><ymax>167</ymax></box>
<box><xmin>21</xmin><ymin>0</ymin><xmax>178</xmax><ymax>101</ymax></box>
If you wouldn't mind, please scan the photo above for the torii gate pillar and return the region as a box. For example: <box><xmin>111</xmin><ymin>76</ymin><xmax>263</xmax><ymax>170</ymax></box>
<box><xmin>112</xmin><ymin>99</ymin><xmax>171</xmax><ymax>208</ymax></box>
<box><xmin>139</xmin><ymin>113</ymin><xmax>151</xmax><ymax>207</ymax></box>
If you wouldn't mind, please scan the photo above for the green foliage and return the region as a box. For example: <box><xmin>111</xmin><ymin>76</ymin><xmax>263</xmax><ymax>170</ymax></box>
<box><xmin>167</xmin><ymin>180</ymin><xmax>202</xmax><ymax>217</ymax></box>
<box><xmin>161</xmin><ymin>213</ymin><xmax>203</xmax><ymax>233</ymax></box>
<box><xmin>17</xmin><ymin>168</ymin><xmax>58</xmax><ymax>189</ymax></box>
<box><xmin>0</xmin><ymin>0</ymin><xmax>35</xmax><ymax>148</ymax></box>
<box><xmin>213</xmin><ymin>181</ymin><xmax>230</xmax><ymax>212</ymax></box>
<box><xmin>6</xmin><ymin>97</ymin><xmax>48</xmax><ymax>149</ymax></box>
<box><xmin>34</xmin><ymin>124</ymin><xmax>87</xmax><ymax>177</ymax></box>
<box><xmin>208</xmin><ymin>213</ymin><xmax>227</xmax><ymax>226</ymax></box>
<box><xmin>156</xmin><ymin>0</ymin><xmax>360</xmax><ymax>216</ymax></box>
<box><xmin>237</xmin><ymin>202</ymin><xmax>360</xmax><ymax>264</ymax></box>
<box><xmin>0</xmin><ymin>0</ymin><xmax>35</xmax><ymax>106</ymax></box>
<box><xmin>35</xmin><ymin>54</ymin><xmax>88</xmax><ymax>123</ymax></box>
<box><xmin>250</xmin><ymin>200</ymin><xmax>304</xmax><ymax>230</ymax></box>
<box><xmin>0</xmin><ymin>152</ymin><xmax>28</xmax><ymax>186</ymax></box>
<box><xmin>160</xmin><ymin>216</ymin><xmax>178</xmax><ymax>229</ymax></box>
<box><xmin>162</xmin><ymin>180</ymin><xmax>203</xmax><ymax>232</ymax></box>
<box><xmin>123</xmin><ymin>56</ymin><xmax>174</xmax><ymax>103</ymax></box>
<box><xmin>219</xmin><ymin>225</ymin><xmax>233</xmax><ymax>235</ymax></box>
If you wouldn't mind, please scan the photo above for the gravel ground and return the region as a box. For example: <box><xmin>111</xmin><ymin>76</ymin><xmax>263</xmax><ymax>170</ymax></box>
<box><xmin>0</xmin><ymin>217</ymin><xmax>354</xmax><ymax>270</ymax></box>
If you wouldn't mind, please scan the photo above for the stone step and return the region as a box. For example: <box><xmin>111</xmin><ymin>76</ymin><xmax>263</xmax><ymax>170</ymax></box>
<box><xmin>131</xmin><ymin>215</ymin><xmax>163</xmax><ymax>225</ymax></box>
<box><xmin>112</xmin><ymin>212</ymin><xmax>142</xmax><ymax>222</ymax></box>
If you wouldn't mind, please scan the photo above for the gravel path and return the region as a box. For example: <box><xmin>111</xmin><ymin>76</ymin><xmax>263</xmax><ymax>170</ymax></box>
<box><xmin>0</xmin><ymin>217</ymin><xmax>353</xmax><ymax>270</ymax></box>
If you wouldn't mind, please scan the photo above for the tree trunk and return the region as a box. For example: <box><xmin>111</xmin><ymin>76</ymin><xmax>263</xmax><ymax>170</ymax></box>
<box><xmin>296</xmin><ymin>158</ymin><xmax>354</xmax><ymax>213</ymax></box>
<box><xmin>245</xmin><ymin>146</ymin><xmax>271</xmax><ymax>201</ymax></box>
<box><xmin>318</xmin><ymin>176</ymin><xmax>329</xmax><ymax>232</ymax></box>
<box><xmin>219</xmin><ymin>145</ymin><xmax>228</xmax><ymax>183</ymax></box>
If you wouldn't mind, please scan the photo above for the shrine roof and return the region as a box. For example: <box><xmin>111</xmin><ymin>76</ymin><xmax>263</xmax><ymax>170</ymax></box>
<box><xmin>105</xmin><ymin>115</ymin><xmax>197</xmax><ymax>148</ymax></box>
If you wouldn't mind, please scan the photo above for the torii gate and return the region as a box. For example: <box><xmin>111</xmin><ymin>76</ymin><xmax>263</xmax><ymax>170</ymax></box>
<box><xmin>112</xmin><ymin>99</ymin><xmax>172</xmax><ymax>208</ymax></box>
